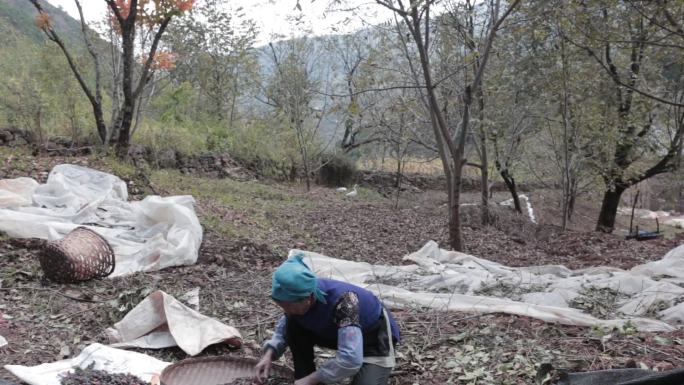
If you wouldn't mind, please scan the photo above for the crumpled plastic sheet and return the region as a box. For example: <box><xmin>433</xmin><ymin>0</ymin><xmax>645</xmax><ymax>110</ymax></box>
<box><xmin>106</xmin><ymin>290</ymin><xmax>242</xmax><ymax>356</ymax></box>
<box><xmin>291</xmin><ymin>241</ymin><xmax>684</xmax><ymax>332</ymax></box>
<box><xmin>4</xmin><ymin>343</ymin><xmax>170</xmax><ymax>385</ymax></box>
<box><xmin>0</xmin><ymin>164</ymin><xmax>203</xmax><ymax>277</ymax></box>
<box><xmin>0</xmin><ymin>177</ymin><xmax>38</xmax><ymax>208</ymax></box>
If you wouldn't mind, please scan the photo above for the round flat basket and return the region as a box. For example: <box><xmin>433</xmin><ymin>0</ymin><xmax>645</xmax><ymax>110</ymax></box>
<box><xmin>160</xmin><ymin>356</ymin><xmax>293</xmax><ymax>385</ymax></box>
<box><xmin>39</xmin><ymin>226</ymin><xmax>115</xmax><ymax>283</ymax></box>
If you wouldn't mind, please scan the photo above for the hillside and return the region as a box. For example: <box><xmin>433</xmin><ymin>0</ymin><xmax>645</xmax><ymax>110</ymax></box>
<box><xmin>1</xmin><ymin>146</ymin><xmax>684</xmax><ymax>384</ymax></box>
<box><xmin>0</xmin><ymin>0</ymin><xmax>84</xmax><ymax>46</ymax></box>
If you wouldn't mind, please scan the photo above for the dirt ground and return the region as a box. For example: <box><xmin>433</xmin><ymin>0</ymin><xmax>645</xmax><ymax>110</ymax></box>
<box><xmin>1</xmin><ymin>149</ymin><xmax>683</xmax><ymax>385</ymax></box>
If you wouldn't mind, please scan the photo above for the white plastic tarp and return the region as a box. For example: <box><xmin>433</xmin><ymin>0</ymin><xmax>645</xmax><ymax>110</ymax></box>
<box><xmin>0</xmin><ymin>165</ymin><xmax>203</xmax><ymax>277</ymax></box>
<box><xmin>616</xmin><ymin>207</ymin><xmax>684</xmax><ymax>229</ymax></box>
<box><xmin>106</xmin><ymin>290</ymin><xmax>242</xmax><ymax>356</ymax></box>
<box><xmin>4</xmin><ymin>343</ymin><xmax>170</xmax><ymax>385</ymax></box>
<box><xmin>499</xmin><ymin>194</ymin><xmax>537</xmax><ymax>224</ymax></box>
<box><xmin>0</xmin><ymin>177</ymin><xmax>38</xmax><ymax>208</ymax></box>
<box><xmin>291</xmin><ymin>241</ymin><xmax>684</xmax><ymax>332</ymax></box>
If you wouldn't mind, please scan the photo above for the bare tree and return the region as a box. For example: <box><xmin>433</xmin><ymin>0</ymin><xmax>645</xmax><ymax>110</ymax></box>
<box><xmin>262</xmin><ymin>39</ymin><xmax>324</xmax><ymax>191</ymax></box>
<box><xmin>29</xmin><ymin>0</ymin><xmax>193</xmax><ymax>157</ymax></box>
<box><xmin>562</xmin><ymin>0</ymin><xmax>684</xmax><ymax>233</ymax></box>
<box><xmin>375</xmin><ymin>0</ymin><xmax>520</xmax><ymax>251</ymax></box>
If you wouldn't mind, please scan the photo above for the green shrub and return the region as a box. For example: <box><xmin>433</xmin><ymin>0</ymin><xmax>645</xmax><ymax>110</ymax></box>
<box><xmin>318</xmin><ymin>153</ymin><xmax>356</xmax><ymax>187</ymax></box>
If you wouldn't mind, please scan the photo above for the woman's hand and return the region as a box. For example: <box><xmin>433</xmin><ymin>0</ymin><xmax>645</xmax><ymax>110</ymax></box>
<box><xmin>254</xmin><ymin>349</ymin><xmax>274</xmax><ymax>384</ymax></box>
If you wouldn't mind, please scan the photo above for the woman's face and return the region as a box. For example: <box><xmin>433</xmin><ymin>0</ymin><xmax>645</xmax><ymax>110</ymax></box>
<box><xmin>275</xmin><ymin>295</ymin><xmax>314</xmax><ymax>316</ymax></box>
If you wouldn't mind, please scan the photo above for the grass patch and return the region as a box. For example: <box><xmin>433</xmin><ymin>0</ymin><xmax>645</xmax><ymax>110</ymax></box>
<box><xmin>201</xmin><ymin>213</ymin><xmax>247</xmax><ymax>238</ymax></box>
<box><xmin>355</xmin><ymin>186</ymin><xmax>387</xmax><ymax>202</ymax></box>
<box><xmin>357</xmin><ymin>157</ymin><xmax>445</xmax><ymax>175</ymax></box>
<box><xmin>149</xmin><ymin>169</ymin><xmax>315</xmax><ymax>239</ymax></box>
<box><xmin>98</xmin><ymin>156</ymin><xmax>138</xmax><ymax>180</ymax></box>
<box><xmin>1</xmin><ymin>147</ymin><xmax>35</xmax><ymax>174</ymax></box>
<box><xmin>151</xmin><ymin>169</ymin><xmax>308</xmax><ymax>209</ymax></box>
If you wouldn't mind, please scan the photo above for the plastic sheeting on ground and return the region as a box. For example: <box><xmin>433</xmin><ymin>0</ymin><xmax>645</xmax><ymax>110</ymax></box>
<box><xmin>617</xmin><ymin>207</ymin><xmax>684</xmax><ymax>229</ymax></box>
<box><xmin>559</xmin><ymin>368</ymin><xmax>684</xmax><ymax>385</ymax></box>
<box><xmin>4</xmin><ymin>343</ymin><xmax>170</xmax><ymax>385</ymax></box>
<box><xmin>0</xmin><ymin>335</ymin><xmax>6</xmax><ymax>348</ymax></box>
<box><xmin>291</xmin><ymin>241</ymin><xmax>684</xmax><ymax>332</ymax></box>
<box><xmin>0</xmin><ymin>165</ymin><xmax>203</xmax><ymax>277</ymax></box>
<box><xmin>106</xmin><ymin>290</ymin><xmax>242</xmax><ymax>356</ymax></box>
<box><xmin>499</xmin><ymin>194</ymin><xmax>537</xmax><ymax>224</ymax></box>
<box><xmin>0</xmin><ymin>177</ymin><xmax>38</xmax><ymax>208</ymax></box>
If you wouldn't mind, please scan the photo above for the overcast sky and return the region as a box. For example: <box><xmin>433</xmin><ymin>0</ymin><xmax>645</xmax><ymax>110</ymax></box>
<box><xmin>46</xmin><ymin>0</ymin><xmax>392</xmax><ymax>44</ymax></box>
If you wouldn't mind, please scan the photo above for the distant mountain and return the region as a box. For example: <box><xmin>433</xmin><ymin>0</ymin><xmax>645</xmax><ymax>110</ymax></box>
<box><xmin>0</xmin><ymin>0</ymin><xmax>371</xmax><ymax>144</ymax></box>
<box><xmin>0</xmin><ymin>0</ymin><xmax>85</xmax><ymax>46</ymax></box>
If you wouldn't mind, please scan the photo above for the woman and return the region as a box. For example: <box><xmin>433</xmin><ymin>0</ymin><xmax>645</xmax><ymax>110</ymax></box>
<box><xmin>254</xmin><ymin>253</ymin><xmax>400</xmax><ymax>385</ymax></box>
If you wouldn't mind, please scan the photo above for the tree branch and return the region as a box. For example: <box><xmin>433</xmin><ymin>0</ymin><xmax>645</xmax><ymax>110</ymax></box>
<box><xmin>104</xmin><ymin>0</ymin><xmax>125</xmax><ymax>25</ymax></box>
<box><xmin>312</xmin><ymin>84</ymin><xmax>427</xmax><ymax>98</ymax></box>
<box><xmin>28</xmin><ymin>0</ymin><xmax>97</xmax><ymax>108</ymax></box>
<box><xmin>563</xmin><ymin>33</ymin><xmax>684</xmax><ymax>108</ymax></box>
<box><xmin>74</xmin><ymin>0</ymin><xmax>101</xmax><ymax>105</ymax></box>
<box><xmin>134</xmin><ymin>16</ymin><xmax>173</xmax><ymax>99</ymax></box>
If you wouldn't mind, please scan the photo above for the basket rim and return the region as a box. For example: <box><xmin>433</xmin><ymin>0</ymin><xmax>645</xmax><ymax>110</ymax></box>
<box><xmin>39</xmin><ymin>226</ymin><xmax>116</xmax><ymax>281</ymax></box>
<box><xmin>159</xmin><ymin>355</ymin><xmax>293</xmax><ymax>384</ymax></box>
<box><xmin>77</xmin><ymin>226</ymin><xmax>116</xmax><ymax>276</ymax></box>
<box><xmin>71</xmin><ymin>226</ymin><xmax>116</xmax><ymax>276</ymax></box>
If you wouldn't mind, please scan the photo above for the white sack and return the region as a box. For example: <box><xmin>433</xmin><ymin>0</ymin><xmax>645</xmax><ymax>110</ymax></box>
<box><xmin>290</xmin><ymin>241</ymin><xmax>684</xmax><ymax>332</ymax></box>
<box><xmin>4</xmin><ymin>343</ymin><xmax>170</xmax><ymax>385</ymax></box>
<box><xmin>106</xmin><ymin>290</ymin><xmax>242</xmax><ymax>356</ymax></box>
<box><xmin>0</xmin><ymin>165</ymin><xmax>203</xmax><ymax>276</ymax></box>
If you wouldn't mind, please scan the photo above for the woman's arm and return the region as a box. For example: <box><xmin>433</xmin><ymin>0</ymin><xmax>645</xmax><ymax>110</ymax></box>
<box><xmin>262</xmin><ymin>315</ymin><xmax>288</xmax><ymax>360</ymax></box>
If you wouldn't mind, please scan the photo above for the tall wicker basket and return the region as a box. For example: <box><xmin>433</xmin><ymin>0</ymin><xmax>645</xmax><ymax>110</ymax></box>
<box><xmin>39</xmin><ymin>227</ymin><xmax>116</xmax><ymax>283</ymax></box>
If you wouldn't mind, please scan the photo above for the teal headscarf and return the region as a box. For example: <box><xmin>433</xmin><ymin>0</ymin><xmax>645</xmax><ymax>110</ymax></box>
<box><xmin>271</xmin><ymin>253</ymin><xmax>327</xmax><ymax>304</ymax></box>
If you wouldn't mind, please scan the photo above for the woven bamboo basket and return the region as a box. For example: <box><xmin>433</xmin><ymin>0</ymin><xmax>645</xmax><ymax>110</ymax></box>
<box><xmin>39</xmin><ymin>226</ymin><xmax>115</xmax><ymax>283</ymax></box>
<box><xmin>159</xmin><ymin>356</ymin><xmax>293</xmax><ymax>385</ymax></box>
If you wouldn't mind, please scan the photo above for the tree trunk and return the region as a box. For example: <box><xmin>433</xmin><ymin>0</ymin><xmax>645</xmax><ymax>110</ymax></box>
<box><xmin>500</xmin><ymin>168</ymin><xmax>522</xmax><ymax>213</ymax></box>
<box><xmin>596</xmin><ymin>185</ymin><xmax>627</xmax><ymax>233</ymax></box>
<box><xmin>115</xmin><ymin>19</ymin><xmax>136</xmax><ymax>158</ymax></box>
<box><xmin>395</xmin><ymin>154</ymin><xmax>402</xmax><ymax>188</ymax></box>
<box><xmin>450</xmin><ymin>173</ymin><xmax>464</xmax><ymax>251</ymax></box>
<box><xmin>568</xmin><ymin>190</ymin><xmax>577</xmax><ymax>222</ymax></box>
<box><xmin>116</xmin><ymin>103</ymin><xmax>135</xmax><ymax>157</ymax></box>
<box><xmin>480</xmin><ymin>167</ymin><xmax>489</xmax><ymax>224</ymax></box>
<box><xmin>93</xmin><ymin>105</ymin><xmax>107</xmax><ymax>143</ymax></box>
<box><xmin>289</xmin><ymin>163</ymin><xmax>297</xmax><ymax>182</ymax></box>
<box><xmin>477</xmin><ymin>91</ymin><xmax>489</xmax><ymax>226</ymax></box>
<box><xmin>303</xmin><ymin>162</ymin><xmax>311</xmax><ymax>191</ymax></box>
<box><xmin>228</xmin><ymin>62</ymin><xmax>239</xmax><ymax>131</ymax></box>
<box><xmin>394</xmin><ymin>155</ymin><xmax>402</xmax><ymax>209</ymax></box>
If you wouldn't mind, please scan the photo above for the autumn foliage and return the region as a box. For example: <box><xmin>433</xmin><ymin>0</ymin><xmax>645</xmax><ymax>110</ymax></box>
<box><xmin>110</xmin><ymin>0</ymin><xmax>194</xmax><ymax>22</ymax></box>
<box><xmin>107</xmin><ymin>0</ymin><xmax>194</xmax><ymax>37</ymax></box>
<box><xmin>115</xmin><ymin>0</ymin><xmax>131</xmax><ymax>18</ymax></box>
<box><xmin>34</xmin><ymin>12</ymin><xmax>51</xmax><ymax>30</ymax></box>
<box><xmin>149</xmin><ymin>50</ymin><xmax>176</xmax><ymax>70</ymax></box>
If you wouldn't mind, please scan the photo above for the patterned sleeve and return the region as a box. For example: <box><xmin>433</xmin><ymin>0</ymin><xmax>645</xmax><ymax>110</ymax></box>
<box><xmin>333</xmin><ymin>292</ymin><xmax>361</xmax><ymax>328</ymax></box>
